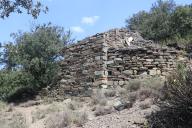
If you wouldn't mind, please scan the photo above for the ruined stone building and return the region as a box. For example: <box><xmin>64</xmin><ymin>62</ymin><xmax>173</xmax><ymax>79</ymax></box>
<box><xmin>58</xmin><ymin>28</ymin><xmax>185</xmax><ymax>96</ymax></box>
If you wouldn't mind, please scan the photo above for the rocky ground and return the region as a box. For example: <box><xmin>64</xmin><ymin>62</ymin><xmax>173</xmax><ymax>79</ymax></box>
<box><xmin>83</xmin><ymin>100</ymin><xmax>158</xmax><ymax>128</ymax></box>
<box><xmin>0</xmin><ymin>98</ymin><xmax>158</xmax><ymax>128</ymax></box>
<box><xmin>0</xmin><ymin>78</ymin><xmax>162</xmax><ymax>128</ymax></box>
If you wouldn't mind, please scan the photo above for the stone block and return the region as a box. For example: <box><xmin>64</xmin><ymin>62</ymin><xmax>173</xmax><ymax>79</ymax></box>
<box><xmin>95</xmin><ymin>56</ymin><xmax>101</xmax><ymax>60</ymax></box>
<box><xmin>119</xmin><ymin>81</ymin><xmax>124</xmax><ymax>86</ymax></box>
<box><xmin>146</xmin><ymin>59</ymin><xmax>153</xmax><ymax>62</ymax></box>
<box><xmin>157</xmin><ymin>70</ymin><xmax>161</xmax><ymax>75</ymax></box>
<box><xmin>122</xmin><ymin>70</ymin><xmax>133</xmax><ymax>75</ymax></box>
<box><xmin>93</xmin><ymin>80</ymin><xmax>107</xmax><ymax>86</ymax></box>
<box><xmin>60</xmin><ymin>79</ymin><xmax>67</xmax><ymax>84</ymax></box>
<box><xmin>114</xmin><ymin>58</ymin><xmax>123</xmax><ymax>63</ymax></box>
<box><xmin>102</xmin><ymin>56</ymin><xmax>107</xmax><ymax>60</ymax></box>
<box><xmin>94</xmin><ymin>71</ymin><xmax>104</xmax><ymax>76</ymax></box>
<box><xmin>107</xmin><ymin>81</ymin><xmax>114</xmax><ymax>86</ymax></box>
<box><xmin>133</xmin><ymin>70</ymin><xmax>137</xmax><ymax>75</ymax></box>
<box><xmin>114</xmin><ymin>81</ymin><xmax>119</xmax><ymax>86</ymax></box>
<box><xmin>138</xmin><ymin>71</ymin><xmax>147</xmax><ymax>76</ymax></box>
<box><xmin>106</xmin><ymin>60</ymin><xmax>114</xmax><ymax>65</ymax></box>
<box><xmin>149</xmin><ymin>69</ymin><xmax>156</xmax><ymax>75</ymax></box>
<box><xmin>101</xmin><ymin>84</ymin><xmax>108</xmax><ymax>89</ymax></box>
<box><xmin>82</xmin><ymin>70</ymin><xmax>88</xmax><ymax>74</ymax></box>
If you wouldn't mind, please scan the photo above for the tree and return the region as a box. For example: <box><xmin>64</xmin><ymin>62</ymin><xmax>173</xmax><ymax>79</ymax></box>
<box><xmin>0</xmin><ymin>24</ymin><xmax>72</xmax><ymax>101</ymax></box>
<box><xmin>0</xmin><ymin>0</ymin><xmax>48</xmax><ymax>19</ymax></box>
<box><xmin>126</xmin><ymin>0</ymin><xmax>176</xmax><ymax>41</ymax></box>
<box><xmin>170</xmin><ymin>5</ymin><xmax>192</xmax><ymax>37</ymax></box>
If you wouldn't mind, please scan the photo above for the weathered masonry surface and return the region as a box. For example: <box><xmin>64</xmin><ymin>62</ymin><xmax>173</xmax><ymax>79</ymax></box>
<box><xmin>58</xmin><ymin>28</ymin><xmax>186</xmax><ymax>95</ymax></box>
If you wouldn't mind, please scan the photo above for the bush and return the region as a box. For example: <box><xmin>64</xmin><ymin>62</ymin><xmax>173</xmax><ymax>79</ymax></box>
<box><xmin>127</xmin><ymin>79</ymin><xmax>141</xmax><ymax>92</ymax></box>
<box><xmin>103</xmin><ymin>89</ymin><xmax>116</xmax><ymax>97</ymax></box>
<box><xmin>0</xmin><ymin>24</ymin><xmax>72</xmax><ymax>102</ymax></box>
<box><xmin>46</xmin><ymin>110</ymin><xmax>88</xmax><ymax>128</ymax></box>
<box><xmin>72</xmin><ymin>111</ymin><xmax>88</xmax><ymax>126</ymax></box>
<box><xmin>126</xmin><ymin>0</ymin><xmax>192</xmax><ymax>46</ymax></box>
<box><xmin>128</xmin><ymin>92</ymin><xmax>137</xmax><ymax>103</ymax></box>
<box><xmin>126</xmin><ymin>0</ymin><xmax>176</xmax><ymax>42</ymax></box>
<box><xmin>0</xmin><ymin>70</ymin><xmax>34</xmax><ymax>101</ymax></box>
<box><xmin>46</xmin><ymin>111</ymin><xmax>72</xmax><ymax>128</ymax></box>
<box><xmin>91</xmin><ymin>89</ymin><xmax>107</xmax><ymax>106</ymax></box>
<box><xmin>147</xmin><ymin>63</ymin><xmax>192</xmax><ymax>128</ymax></box>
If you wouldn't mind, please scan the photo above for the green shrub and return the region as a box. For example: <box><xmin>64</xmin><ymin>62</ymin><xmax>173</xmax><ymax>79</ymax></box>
<box><xmin>0</xmin><ymin>70</ymin><xmax>34</xmax><ymax>101</ymax></box>
<box><xmin>147</xmin><ymin>63</ymin><xmax>192</xmax><ymax>128</ymax></box>
<box><xmin>126</xmin><ymin>0</ymin><xmax>192</xmax><ymax>47</ymax></box>
<box><xmin>0</xmin><ymin>24</ymin><xmax>72</xmax><ymax>102</ymax></box>
<box><xmin>127</xmin><ymin>79</ymin><xmax>141</xmax><ymax>92</ymax></box>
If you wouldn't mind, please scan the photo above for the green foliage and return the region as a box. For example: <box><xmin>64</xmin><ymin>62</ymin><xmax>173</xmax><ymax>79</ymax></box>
<box><xmin>171</xmin><ymin>5</ymin><xmax>192</xmax><ymax>37</ymax></box>
<box><xmin>0</xmin><ymin>70</ymin><xmax>34</xmax><ymax>101</ymax></box>
<box><xmin>0</xmin><ymin>24</ymin><xmax>71</xmax><ymax>101</ymax></box>
<box><xmin>147</xmin><ymin>63</ymin><xmax>192</xmax><ymax>128</ymax></box>
<box><xmin>126</xmin><ymin>0</ymin><xmax>192</xmax><ymax>45</ymax></box>
<box><xmin>0</xmin><ymin>0</ymin><xmax>48</xmax><ymax>19</ymax></box>
<box><xmin>126</xmin><ymin>0</ymin><xmax>175</xmax><ymax>41</ymax></box>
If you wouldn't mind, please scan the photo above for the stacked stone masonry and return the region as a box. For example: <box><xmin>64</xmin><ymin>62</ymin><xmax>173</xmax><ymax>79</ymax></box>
<box><xmin>59</xmin><ymin>28</ymin><xmax>187</xmax><ymax>95</ymax></box>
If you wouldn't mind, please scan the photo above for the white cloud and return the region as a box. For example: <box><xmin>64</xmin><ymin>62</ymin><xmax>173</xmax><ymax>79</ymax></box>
<box><xmin>70</xmin><ymin>26</ymin><xmax>84</xmax><ymax>33</ymax></box>
<box><xmin>81</xmin><ymin>16</ymin><xmax>100</xmax><ymax>25</ymax></box>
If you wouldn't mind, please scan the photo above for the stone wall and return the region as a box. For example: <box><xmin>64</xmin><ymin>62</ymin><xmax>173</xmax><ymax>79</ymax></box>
<box><xmin>57</xmin><ymin>28</ymin><xmax>187</xmax><ymax>95</ymax></box>
<box><xmin>106</xmin><ymin>46</ymin><xmax>181</xmax><ymax>87</ymax></box>
<box><xmin>59</xmin><ymin>34</ymin><xmax>107</xmax><ymax>95</ymax></box>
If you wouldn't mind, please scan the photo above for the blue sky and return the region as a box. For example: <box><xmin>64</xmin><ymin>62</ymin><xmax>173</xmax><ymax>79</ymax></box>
<box><xmin>0</xmin><ymin>0</ymin><xmax>191</xmax><ymax>43</ymax></box>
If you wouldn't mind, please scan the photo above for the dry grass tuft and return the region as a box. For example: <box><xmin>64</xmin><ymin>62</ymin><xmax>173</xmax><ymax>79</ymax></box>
<box><xmin>67</xmin><ymin>100</ymin><xmax>83</xmax><ymax>110</ymax></box>
<box><xmin>91</xmin><ymin>89</ymin><xmax>107</xmax><ymax>106</ymax></box>
<box><xmin>126</xmin><ymin>79</ymin><xmax>141</xmax><ymax>92</ymax></box>
<box><xmin>103</xmin><ymin>89</ymin><xmax>116</xmax><ymax>97</ymax></box>
<box><xmin>94</xmin><ymin>105</ymin><xmax>114</xmax><ymax>116</ymax></box>
<box><xmin>45</xmin><ymin>109</ymin><xmax>88</xmax><ymax>128</ymax></box>
<box><xmin>46</xmin><ymin>111</ymin><xmax>72</xmax><ymax>128</ymax></box>
<box><xmin>0</xmin><ymin>112</ymin><xmax>27</xmax><ymax>128</ymax></box>
<box><xmin>0</xmin><ymin>101</ymin><xmax>7</xmax><ymax>111</ymax></box>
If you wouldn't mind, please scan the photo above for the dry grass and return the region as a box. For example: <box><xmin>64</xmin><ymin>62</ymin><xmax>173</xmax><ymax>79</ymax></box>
<box><xmin>127</xmin><ymin>92</ymin><xmax>138</xmax><ymax>103</ymax></box>
<box><xmin>45</xmin><ymin>109</ymin><xmax>88</xmax><ymax>128</ymax></box>
<box><xmin>117</xmin><ymin>87</ymin><xmax>127</xmax><ymax>97</ymax></box>
<box><xmin>72</xmin><ymin>111</ymin><xmax>88</xmax><ymax>126</ymax></box>
<box><xmin>45</xmin><ymin>111</ymin><xmax>72</xmax><ymax>128</ymax></box>
<box><xmin>103</xmin><ymin>89</ymin><xmax>116</xmax><ymax>97</ymax></box>
<box><xmin>126</xmin><ymin>79</ymin><xmax>141</xmax><ymax>92</ymax></box>
<box><xmin>139</xmin><ymin>101</ymin><xmax>151</xmax><ymax>109</ymax></box>
<box><xmin>32</xmin><ymin>102</ymin><xmax>66</xmax><ymax>123</ymax></box>
<box><xmin>0</xmin><ymin>112</ymin><xmax>27</xmax><ymax>128</ymax></box>
<box><xmin>91</xmin><ymin>89</ymin><xmax>107</xmax><ymax>106</ymax></box>
<box><xmin>0</xmin><ymin>101</ymin><xmax>7</xmax><ymax>111</ymax></box>
<box><xmin>32</xmin><ymin>108</ymin><xmax>47</xmax><ymax>123</ymax></box>
<box><xmin>94</xmin><ymin>105</ymin><xmax>114</xmax><ymax>116</ymax></box>
<box><xmin>67</xmin><ymin>100</ymin><xmax>83</xmax><ymax>110</ymax></box>
<box><xmin>138</xmin><ymin>88</ymin><xmax>153</xmax><ymax>101</ymax></box>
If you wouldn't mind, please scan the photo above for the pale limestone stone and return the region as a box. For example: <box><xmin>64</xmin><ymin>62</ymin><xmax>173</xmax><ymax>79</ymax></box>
<box><xmin>95</xmin><ymin>56</ymin><xmax>101</xmax><ymax>60</ymax></box>
<box><xmin>149</xmin><ymin>69</ymin><xmax>156</xmax><ymax>75</ymax></box>
<box><xmin>123</xmin><ymin>70</ymin><xmax>133</xmax><ymax>75</ymax></box>
<box><xmin>106</xmin><ymin>60</ymin><xmax>114</xmax><ymax>65</ymax></box>
<box><xmin>107</xmin><ymin>81</ymin><xmax>114</xmax><ymax>86</ymax></box>
<box><xmin>157</xmin><ymin>70</ymin><xmax>161</xmax><ymax>75</ymax></box>
<box><xmin>94</xmin><ymin>71</ymin><xmax>104</xmax><ymax>76</ymax></box>
<box><xmin>101</xmin><ymin>84</ymin><xmax>108</xmax><ymax>89</ymax></box>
